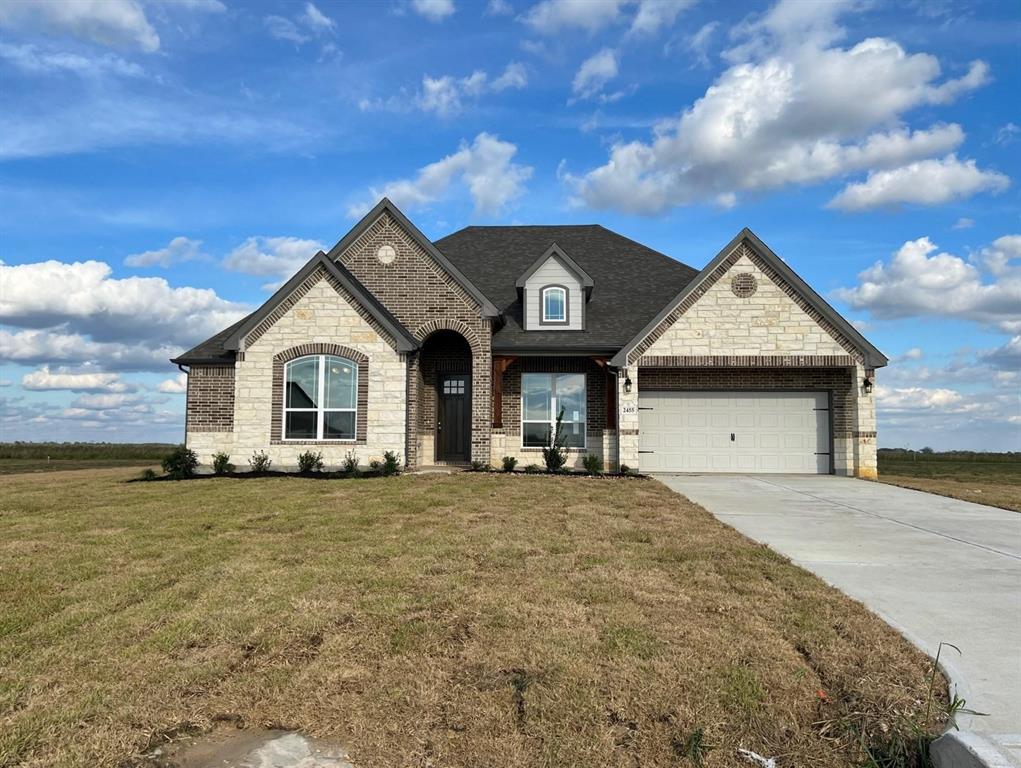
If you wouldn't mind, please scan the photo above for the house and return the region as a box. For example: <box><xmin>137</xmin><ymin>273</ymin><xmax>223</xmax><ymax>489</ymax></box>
<box><xmin>172</xmin><ymin>198</ymin><xmax>886</xmax><ymax>477</ymax></box>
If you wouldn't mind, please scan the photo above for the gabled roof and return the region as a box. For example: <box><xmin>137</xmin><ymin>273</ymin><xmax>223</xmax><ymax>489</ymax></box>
<box><xmin>514</xmin><ymin>242</ymin><xmax>595</xmax><ymax>299</ymax></box>
<box><xmin>171</xmin><ymin>251</ymin><xmax>417</xmax><ymax>365</ymax></box>
<box><xmin>326</xmin><ymin>198</ymin><xmax>500</xmax><ymax>318</ymax></box>
<box><xmin>609</xmin><ymin>227</ymin><xmax>889</xmax><ymax>369</ymax></box>
<box><xmin>435</xmin><ymin>225</ymin><xmax>699</xmax><ymax>351</ymax></box>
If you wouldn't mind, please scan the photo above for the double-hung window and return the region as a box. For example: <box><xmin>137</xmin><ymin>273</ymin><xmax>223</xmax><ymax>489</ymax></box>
<box><xmin>541</xmin><ymin>286</ymin><xmax>567</xmax><ymax>323</ymax></box>
<box><xmin>283</xmin><ymin>355</ymin><xmax>357</xmax><ymax>440</ymax></box>
<box><xmin>521</xmin><ymin>372</ymin><xmax>586</xmax><ymax>448</ymax></box>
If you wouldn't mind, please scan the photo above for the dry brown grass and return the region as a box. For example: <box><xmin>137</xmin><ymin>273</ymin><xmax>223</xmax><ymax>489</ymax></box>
<box><xmin>0</xmin><ymin>468</ymin><xmax>945</xmax><ymax>768</ymax></box>
<box><xmin>878</xmin><ymin>475</ymin><xmax>1021</xmax><ymax>513</ymax></box>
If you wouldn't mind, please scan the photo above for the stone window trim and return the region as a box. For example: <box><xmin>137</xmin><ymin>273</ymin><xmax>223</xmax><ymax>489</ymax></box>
<box><xmin>271</xmin><ymin>344</ymin><xmax>369</xmax><ymax>445</ymax></box>
<box><xmin>538</xmin><ymin>284</ymin><xmax>570</xmax><ymax>326</ymax></box>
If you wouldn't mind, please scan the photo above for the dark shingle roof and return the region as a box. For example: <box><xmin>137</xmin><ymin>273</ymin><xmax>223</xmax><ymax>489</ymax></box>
<box><xmin>434</xmin><ymin>225</ymin><xmax>698</xmax><ymax>351</ymax></box>
<box><xmin>171</xmin><ymin>313</ymin><xmax>251</xmax><ymax>364</ymax></box>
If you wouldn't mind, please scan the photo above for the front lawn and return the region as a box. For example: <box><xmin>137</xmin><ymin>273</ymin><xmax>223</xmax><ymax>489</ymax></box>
<box><xmin>878</xmin><ymin>453</ymin><xmax>1021</xmax><ymax>512</ymax></box>
<box><xmin>0</xmin><ymin>469</ymin><xmax>945</xmax><ymax>767</ymax></box>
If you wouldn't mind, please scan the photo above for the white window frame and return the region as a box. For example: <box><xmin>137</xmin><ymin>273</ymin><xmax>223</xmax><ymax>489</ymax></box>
<box><xmin>520</xmin><ymin>372</ymin><xmax>587</xmax><ymax>450</ymax></box>
<box><xmin>540</xmin><ymin>285</ymin><xmax>567</xmax><ymax>323</ymax></box>
<box><xmin>282</xmin><ymin>354</ymin><xmax>357</xmax><ymax>442</ymax></box>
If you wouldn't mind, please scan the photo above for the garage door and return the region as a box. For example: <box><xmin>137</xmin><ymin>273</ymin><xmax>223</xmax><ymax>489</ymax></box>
<box><xmin>638</xmin><ymin>391</ymin><xmax>830</xmax><ymax>474</ymax></box>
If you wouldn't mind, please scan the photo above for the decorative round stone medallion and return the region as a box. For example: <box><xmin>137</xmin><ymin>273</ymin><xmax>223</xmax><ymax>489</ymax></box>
<box><xmin>376</xmin><ymin>244</ymin><xmax>396</xmax><ymax>265</ymax></box>
<box><xmin>731</xmin><ymin>272</ymin><xmax>758</xmax><ymax>298</ymax></box>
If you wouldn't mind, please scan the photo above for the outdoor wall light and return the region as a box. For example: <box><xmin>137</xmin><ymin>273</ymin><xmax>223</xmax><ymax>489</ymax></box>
<box><xmin>863</xmin><ymin>376</ymin><xmax>874</xmax><ymax>394</ymax></box>
<box><xmin>623</xmin><ymin>371</ymin><xmax>633</xmax><ymax>394</ymax></box>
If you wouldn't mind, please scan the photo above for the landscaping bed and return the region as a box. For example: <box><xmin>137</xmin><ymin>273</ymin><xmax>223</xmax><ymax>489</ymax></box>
<box><xmin>1</xmin><ymin>469</ymin><xmax>948</xmax><ymax>767</ymax></box>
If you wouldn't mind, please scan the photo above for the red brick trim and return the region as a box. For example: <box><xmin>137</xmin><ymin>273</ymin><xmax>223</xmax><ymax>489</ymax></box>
<box><xmin>242</xmin><ymin>265</ymin><xmax>397</xmax><ymax>352</ymax></box>
<box><xmin>638</xmin><ymin>354</ymin><xmax>857</xmax><ymax>368</ymax></box>
<box><xmin>186</xmin><ymin>365</ymin><xmax>234</xmax><ymax>432</ymax></box>
<box><xmin>855</xmin><ymin>430</ymin><xmax>877</xmax><ymax>439</ymax></box>
<box><xmin>629</xmin><ymin>242</ymin><xmax>866</xmax><ymax>365</ymax></box>
<box><xmin>270</xmin><ymin>344</ymin><xmax>369</xmax><ymax>445</ymax></box>
<box><xmin>415</xmin><ymin>318</ymin><xmax>482</xmax><ymax>354</ymax></box>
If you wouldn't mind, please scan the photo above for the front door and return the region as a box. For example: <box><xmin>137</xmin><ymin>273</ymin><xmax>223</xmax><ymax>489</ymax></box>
<box><xmin>437</xmin><ymin>374</ymin><xmax>470</xmax><ymax>462</ymax></box>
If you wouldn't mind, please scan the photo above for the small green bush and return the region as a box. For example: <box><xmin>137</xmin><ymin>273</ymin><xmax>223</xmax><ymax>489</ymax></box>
<box><xmin>248</xmin><ymin>450</ymin><xmax>272</xmax><ymax>473</ymax></box>
<box><xmin>619</xmin><ymin>464</ymin><xmax>631</xmax><ymax>476</ymax></box>
<box><xmin>140</xmin><ymin>467</ymin><xmax>158</xmax><ymax>481</ymax></box>
<box><xmin>381</xmin><ymin>450</ymin><xmax>401</xmax><ymax>476</ymax></box>
<box><xmin>161</xmin><ymin>445</ymin><xmax>198</xmax><ymax>480</ymax></box>
<box><xmin>342</xmin><ymin>450</ymin><xmax>359</xmax><ymax>475</ymax></box>
<box><xmin>368</xmin><ymin>459</ymin><xmax>382</xmax><ymax>472</ymax></box>
<box><xmin>211</xmin><ymin>451</ymin><xmax>233</xmax><ymax>475</ymax></box>
<box><xmin>297</xmin><ymin>450</ymin><xmax>324</xmax><ymax>473</ymax></box>
<box><xmin>582</xmin><ymin>453</ymin><xmax>603</xmax><ymax>475</ymax></box>
<box><xmin>470</xmin><ymin>460</ymin><xmax>491</xmax><ymax>471</ymax></box>
<box><xmin>542</xmin><ymin>408</ymin><xmax>568</xmax><ymax>473</ymax></box>
<box><xmin>501</xmin><ymin>455</ymin><xmax>518</xmax><ymax>472</ymax></box>
<box><xmin>524</xmin><ymin>463</ymin><xmax>543</xmax><ymax>474</ymax></box>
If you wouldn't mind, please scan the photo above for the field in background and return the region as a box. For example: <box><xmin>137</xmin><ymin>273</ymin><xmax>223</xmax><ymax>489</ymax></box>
<box><xmin>878</xmin><ymin>449</ymin><xmax>1021</xmax><ymax>512</ymax></box>
<box><xmin>0</xmin><ymin>442</ymin><xmax>173</xmax><ymax>475</ymax></box>
<box><xmin>0</xmin><ymin>469</ymin><xmax>945</xmax><ymax>768</ymax></box>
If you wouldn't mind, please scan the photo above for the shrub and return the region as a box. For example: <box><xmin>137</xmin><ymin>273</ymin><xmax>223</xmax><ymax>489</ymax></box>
<box><xmin>342</xmin><ymin>450</ymin><xmax>359</xmax><ymax>475</ymax></box>
<box><xmin>582</xmin><ymin>453</ymin><xmax>603</xmax><ymax>475</ymax></box>
<box><xmin>524</xmin><ymin>463</ymin><xmax>543</xmax><ymax>474</ymax></box>
<box><xmin>248</xmin><ymin>450</ymin><xmax>272</xmax><ymax>473</ymax></box>
<box><xmin>381</xmin><ymin>450</ymin><xmax>401</xmax><ymax>476</ymax></box>
<box><xmin>368</xmin><ymin>459</ymin><xmax>382</xmax><ymax>472</ymax></box>
<box><xmin>161</xmin><ymin>445</ymin><xmax>198</xmax><ymax>480</ymax></box>
<box><xmin>542</xmin><ymin>407</ymin><xmax>568</xmax><ymax>473</ymax></box>
<box><xmin>140</xmin><ymin>467</ymin><xmax>158</xmax><ymax>481</ymax></box>
<box><xmin>501</xmin><ymin>455</ymin><xmax>518</xmax><ymax>472</ymax></box>
<box><xmin>619</xmin><ymin>464</ymin><xmax>631</xmax><ymax>476</ymax></box>
<box><xmin>211</xmin><ymin>451</ymin><xmax>233</xmax><ymax>475</ymax></box>
<box><xmin>470</xmin><ymin>459</ymin><xmax>491</xmax><ymax>471</ymax></box>
<box><xmin>297</xmin><ymin>450</ymin><xmax>324</xmax><ymax>473</ymax></box>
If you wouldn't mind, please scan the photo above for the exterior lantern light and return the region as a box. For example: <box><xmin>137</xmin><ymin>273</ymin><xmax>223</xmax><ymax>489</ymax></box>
<box><xmin>623</xmin><ymin>371</ymin><xmax>633</xmax><ymax>394</ymax></box>
<box><xmin>863</xmin><ymin>375</ymin><xmax>874</xmax><ymax>394</ymax></box>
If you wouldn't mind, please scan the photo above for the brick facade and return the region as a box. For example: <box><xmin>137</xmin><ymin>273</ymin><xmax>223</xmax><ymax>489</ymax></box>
<box><xmin>335</xmin><ymin>212</ymin><xmax>492</xmax><ymax>465</ymax></box>
<box><xmin>185</xmin><ymin>365</ymin><xmax>234</xmax><ymax>432</ymax></box>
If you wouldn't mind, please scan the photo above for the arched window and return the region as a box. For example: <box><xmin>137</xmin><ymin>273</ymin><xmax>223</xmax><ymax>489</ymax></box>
<box><xmin>283</xmin><ymin>355</ymin><xmax>357</xmax><ymax>440</ymax></box>
<box><xmin>541</xmin><ymin>285</ymin><xmax>567</xmax><ymax>323</ymax></box>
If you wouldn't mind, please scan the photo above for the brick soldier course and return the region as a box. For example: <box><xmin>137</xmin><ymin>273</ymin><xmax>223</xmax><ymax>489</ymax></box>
<box><xmin>174</xmin><ymin>200</ymin><xmax>887</xmax><ymax>477</ymax></box>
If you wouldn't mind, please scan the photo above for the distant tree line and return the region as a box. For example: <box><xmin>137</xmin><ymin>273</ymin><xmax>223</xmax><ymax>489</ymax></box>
<box><xmin>0</xmin><ymin>442</ymin><xmax>177</xmax><ymax>460</ymax></box>
<box><xmin>878</xmin><ymin>448</ymin><xmax>1020</xmax><ymax>463</ymax></box>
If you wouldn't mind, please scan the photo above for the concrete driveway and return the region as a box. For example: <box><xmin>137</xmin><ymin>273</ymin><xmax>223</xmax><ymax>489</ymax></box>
<box><xmin>658</xmin><ymin>474</ymin><xmax>1021</xmax><ymax>767</ymax></box>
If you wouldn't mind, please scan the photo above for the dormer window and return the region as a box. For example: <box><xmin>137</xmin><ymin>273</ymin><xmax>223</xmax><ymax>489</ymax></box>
<box><xmin>541</xmin><ymin>285</ymin><xmax>567</xmax><ymax>324</ymax></box>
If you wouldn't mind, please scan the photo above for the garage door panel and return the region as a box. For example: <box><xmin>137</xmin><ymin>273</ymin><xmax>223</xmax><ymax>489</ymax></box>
<box><xmin>638</xmin><ymin>390</ymin><xmax>830</xmax><ymax>475</ymax></box>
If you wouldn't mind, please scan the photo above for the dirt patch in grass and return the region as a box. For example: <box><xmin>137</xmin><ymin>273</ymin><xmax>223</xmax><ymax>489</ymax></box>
<box><xmin>0</xmin><ymin>468</ymin><xmax>946</xmax><ymax>767</ymax></box>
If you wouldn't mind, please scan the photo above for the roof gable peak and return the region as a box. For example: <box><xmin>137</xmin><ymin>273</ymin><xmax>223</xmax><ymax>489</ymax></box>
<box><xmin>515</xmin><ymin>242</ymin><xmax>595</xmax><ymax>299</ymax></box>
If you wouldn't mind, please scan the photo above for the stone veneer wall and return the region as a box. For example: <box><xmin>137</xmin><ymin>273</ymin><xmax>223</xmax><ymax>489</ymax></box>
<box><xmin>335</xmin><ymin>211</ymin><xmax>492</xmax><ymax>465</ymax></box>
<box><xmin>489</xmin><ymin>357</ymin><xmax>614</xmax><ymax>470</ymax></box>
<box><xmin>186</xmin><ymin>272</ymin><xmax>407</xmax><ymax>471</ymax></box>
<box><xmin>185</xmin><ymin>365</ymin><xmax>235</xmax><ymax>432</ymax></box>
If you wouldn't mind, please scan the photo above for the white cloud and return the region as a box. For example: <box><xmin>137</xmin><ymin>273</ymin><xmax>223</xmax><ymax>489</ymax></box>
<box><xmin>125</xmin><ymin>236</ymin><xmax>205</xmax><ymax>268</ymax></box>
<box><xmin>976</xmin><ymin>235</ymin><xmax>1021</xmax><ymax>277</ymax></box>
<box><xmin>572</xmin><ymin>48</ymin><xmax>618</xmax><ymax>100</ymax></box>
<box><xmin>0</xmin><ymin>328</ymin><xmax>182</xmax><ymax>372</ymax></box>
<box><xmin>302</xmin><ymin>2</ymin><xmax>335</xmax><ymax>31</ymax></box>
<box><xmin>953</xmin><ymin>217</ymin><xmax>975</xmax><ymax>230</ymax></box>
<box><xmin>894</xmin><ymin>347</ymin><xmax>924</xmax><ymax>362</ymax></box>
<box><xmin>0</xmin><ymin>42</ymin><xmax>145</xmax><ymax>78</ymax></box>
<box><xmin>834</xmin><ymin>236</ymin><xmax>1021</xmax><ymax>333</ymax></box>
<box><xmin>412</xmin><ymin>63</ymin><xmax>528</xmax><ymax>116</ymax></box>
<box><xmin>0</xmin><ymin>0</ymin><xmax>160</xmax><ymax>52</ymax></box>
<box><xmin>876</xmin><ymin>385</ymin><xmax>963</xmax><ymax>411</ymax></box>
<box><xmin>487</xmin><ymin>0</ymin><xmax>513</xmax><ymax>15</ymax></box>
<box><xmin>348</xmin><ymin>133</ymin><xmax>532</xmax><ymax>218</ymax></box>
<box><xmin>982</xmin><ymin>336</ymin><xmax>1021</xmax><ymax>372</ymax></box>
<box><xmin>995</xmin><ymin>122</ymin><xmax>1019</xmax><ymax>146</ymax></box>
<box><xmin>222</xmin><ymin>236</ymin><xmax>324</xmax><ymax>279</ymax></box>
<box><xmin>630</xmin><ymin>0</ymin><xmax>696</xmax><ymax>36</ymax></box>
<box><xmin>71</xmin><ymin>392</ymin><xmax>144</xmax><ymax>409</ymax></box>
<box><xmin>0</xmin><ymin>259</ymin><xmax>248</xmax><ymax>346</ymax></box>
<box><xmin>22</xmin><ymin>366</ymin><xmax>135</xmax><ymax>394</ymax></box>
<box><xmin>264</xmin><ymin>15</ymin><xmax>309</xmax><ymax>44</ymax></box>
<box><xmin>412</xmin><ymin>0</ymin><xmax>456</xmax><ymax>22</ymax></box>
<box><xmin>567</xmin><ymin>1</ymin><xmax>999</xmax><ymax>215</ymax></box>
<box><xmin>828</xmin><ymin>155</ymin><xmax>1009</xmax><ymax>212</ymax></box>
<box><xmin>158</xmin><ymin>372</ymin><xmax>188</xmax><ymax>394</ymax></box>
<box><xmin>682</xmin><ymin>21</ymin><xmax>718</xmax><ymax>67</ymax></box>
<box><xmin>523</xmin><ymin>0</ymin><xmax>626</xmax><ymax>33</ymax></box>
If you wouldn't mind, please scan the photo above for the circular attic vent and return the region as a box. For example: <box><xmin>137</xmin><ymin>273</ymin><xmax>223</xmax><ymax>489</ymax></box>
<box><xmin>731</xmin><ymin>273</ymin><xmax>758</xmax><ymax>298</ymax></box>
<box><xmin>376</xmin><ymin>244</ymin><xmax>396</xmax><ymax>265</ymax></box>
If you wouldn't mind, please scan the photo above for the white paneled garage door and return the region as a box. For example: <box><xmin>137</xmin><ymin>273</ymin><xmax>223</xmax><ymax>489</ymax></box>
<box><xmin>638</xmin><ymin>391</ymin><xmax>830</xmax><ymax>474</ymax></box>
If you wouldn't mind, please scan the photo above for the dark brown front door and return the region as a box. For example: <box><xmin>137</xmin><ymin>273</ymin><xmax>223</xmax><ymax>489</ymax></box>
<box><xmin>437</xmin><ymin>374</ymin><xmax>470</xmax><ymax>462</ymax></box>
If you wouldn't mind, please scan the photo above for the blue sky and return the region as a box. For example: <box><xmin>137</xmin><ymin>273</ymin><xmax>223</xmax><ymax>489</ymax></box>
<box><xmin>0</xmin><ymin>0</ymin><xmax>1018</xmax><ymax>450</ymax></box>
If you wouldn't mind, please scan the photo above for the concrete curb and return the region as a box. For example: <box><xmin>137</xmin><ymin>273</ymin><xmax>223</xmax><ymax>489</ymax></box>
<box><xmin>931</xmin><ymin>730</ymin><xmax>1018</xmax><ymax>768</ymax></box>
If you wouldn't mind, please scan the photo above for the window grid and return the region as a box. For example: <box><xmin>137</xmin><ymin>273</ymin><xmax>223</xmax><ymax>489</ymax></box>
<box><xmin>541</xmin><ymin>286</ymin><xmax>567</xmax><ymax>323</ymax></box>
<box><xmin>283</xmin><ymin>355</ymin><xmax>357</xmax><ymax>441</ymax></box>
